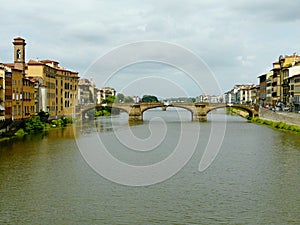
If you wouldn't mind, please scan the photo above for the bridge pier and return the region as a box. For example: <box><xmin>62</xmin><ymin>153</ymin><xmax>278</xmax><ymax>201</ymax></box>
<box><xmin>193</xmin><ymin>114</ymin><xmax>207</xmax><ymax>122</ymax></box>
<box><xmin>193</xmin><ymin>103</ymin><xmax>208</xmax><ymax>122</ymax></box>
<box><xmin>128</xmin><ymin>104</ymin><xmax>143</xmax><ymax>121</ymax></box>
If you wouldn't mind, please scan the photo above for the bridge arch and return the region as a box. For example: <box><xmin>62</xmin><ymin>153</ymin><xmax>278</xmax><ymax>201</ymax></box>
<box><xmin>206</xmin><ymin>105</ymin><xmax>255</xmax><ymax>118</ymax></box>
<box><xmin>166</xmin><ymin>105</ymin><xmax>194</xmax><ymax>114</ymax></box>
<box><xmin>79</xmin><ymin>103</ymin><xmax>132</xmax><ymax>119</ymax></box>
<box><xmin>141</xmin><ymin>105</ymin><xmax>195</xmax><ymax>120</ymax></box>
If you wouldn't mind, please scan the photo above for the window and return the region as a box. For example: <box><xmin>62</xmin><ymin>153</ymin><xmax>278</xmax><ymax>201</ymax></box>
<box><xmin>16</xmin><ymin>49</ymin><xmax>21</xmax><ymax>59</ymax></box>
<box><xmin>18</xmin><ymin>105</ymin><xmax>21</xmax><ymax>115</ymax></box>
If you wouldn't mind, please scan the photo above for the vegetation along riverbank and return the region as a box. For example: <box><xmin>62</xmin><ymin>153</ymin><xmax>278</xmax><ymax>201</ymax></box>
<box><xmin>0</xmin><ymin>112</ymin><xmax>73</xmax><ymax>141</ymax></box>
<box><xmin>227</xmin><ymin>107</ymin><xmax>300</xmax><ymax>134</ymax></box>
<box><xmin>251</xmin><ymin>117</ymin><xmax>300</xmax><ymax>134</ymax></box>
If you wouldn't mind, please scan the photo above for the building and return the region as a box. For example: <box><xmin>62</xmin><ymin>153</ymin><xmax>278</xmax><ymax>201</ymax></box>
<box><xmin>270</xmin><ymin>62</ymin><xmax>281</xmax><ymax>105</ymax></box>
<box><xmin>258</xmin><ymin>53</ymin><xmax>300</xmax><ymax>108</ymax></box>
<box><xmin>2</xmin><ymin>38</ymin><xmax>36</xmax><ymax>121</ymax></box>
<box><xmin>249</xmin><ymin>85</ymin><xmax>259</xmax><ymax>105</ymax></box>
<box><xmin>265</xmin><ymin>72</ymin><xmax>273</xmax><ymax>106</ymax></box>
<box><xmin>224</xmin><ymin>89</ymin><xmax>234</xmax><ymax>104</ymax></box>
<box><xmin>0</xmin><ymin>37</ymin><xmax>79</xmax><ymax>121</ymax></box>
<box><xmin>288</xmin><ymin>63</ymin><xmax>300</xmax><ymax>111</ymax></box>
<box><xmin>224</xmin><ymin>84</ymin><xmax>256</xmax><ymax>105</ymax></box>
<box><xmin>291</xmin><ymin>74</ymin><xmax>300</xmax><ymax>111</ymax></box>
<box><xmin>258</xmin><ymin>73</ymin><xmax>266</xmax><ymax>106</ymax></box>
<box><xmin>97</xmin><ymin>87</ymin><xmax>116</xmax><ymax>104</ymax></box>
<box><xmin>78</xmin><ymin>78</ymin><xmax>96</xmax><ymax>105</ymax></box>
<box><xmin>26</xmin><ymin>59</ymin><xmax>79</xmax><ymax>117</ymax></box>
<box><xmin>0</xmin><ymin>66</ymin><xmax>6</xmax><ymax>121</ymax></box>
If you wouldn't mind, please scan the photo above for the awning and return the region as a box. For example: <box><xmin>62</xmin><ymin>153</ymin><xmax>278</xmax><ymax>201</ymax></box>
<box><xmin>0</xmin><ymin>105</ymin><xmax>5</xmax><ymax>111</ymax></box>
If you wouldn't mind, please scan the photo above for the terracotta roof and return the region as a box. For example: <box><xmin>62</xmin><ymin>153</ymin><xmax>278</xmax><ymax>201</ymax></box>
<box><xmin>3</xmin><ymin>63</ymin><xmax>14</xmax><ymax>68</ymax></box>
<box><xmin>40</xmin><ymin>59</ymin><xmax>59</xmax><ymax>63</ymax></box>
<box><xmin>27</xmin><ymin>60</ymin><xmax>44</xmax><ymax>65</ymax></box>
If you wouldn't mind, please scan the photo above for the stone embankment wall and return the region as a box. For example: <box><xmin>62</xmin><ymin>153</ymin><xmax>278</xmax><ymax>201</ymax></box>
<box><xmin>259</xmin><ymin>108</ymin><xmax>300</xmax><ymax>127</ymax></box>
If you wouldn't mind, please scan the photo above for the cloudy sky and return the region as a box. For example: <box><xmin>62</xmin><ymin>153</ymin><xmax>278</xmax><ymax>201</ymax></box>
<box><xmin>1</xmin><ymin>0</ymin><xmax>300</xmax><ymax>97</ymax></box>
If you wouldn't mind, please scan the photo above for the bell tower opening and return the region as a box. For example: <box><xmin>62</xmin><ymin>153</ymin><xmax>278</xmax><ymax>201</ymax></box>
<box><xmin>13</xmin><ymin>37</ymin><xmax>26</xmax><ymax>71</ymax></box>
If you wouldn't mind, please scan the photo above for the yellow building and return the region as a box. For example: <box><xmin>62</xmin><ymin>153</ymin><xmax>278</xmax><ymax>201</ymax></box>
<box><xmin>1</xmin><ymin>37</ymin><xmax>79</xmax><ymax>122</ymax></box>
<box><xmin>0</xmin><ymin>66</ymin><xmax>5</xmax><ymax>121</ymax></box>
<box><xmin>278</xmin><ymin>53</ymin><xmax>300</xmax><ymax>104</ymax></box>
<box><xmin>26</xmin><ymin>59</ymin><xmax>79</xmax><ymax>117</ymax></box>
<box><xmin>2</xmin><ymin>38</ymin><xmax>36</xmax><ymax>121</ymax></box>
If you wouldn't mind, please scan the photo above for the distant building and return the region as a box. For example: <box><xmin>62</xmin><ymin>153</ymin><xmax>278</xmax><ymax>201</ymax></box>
<box><xmin>196</xmin><ymin>93</ymin><xmax>224</xmax><ymax>103</ymax></box>
<box><xmin>258</xmin><ymin>73</ymin><xmax>267</xmax><ymax>106</ymax></box>
<box><xmin>78</xmin><ymin>78</ymin><xmax>96</xmax><ymax>105</ymax></box>
<box><xmin>250</xmin><ymin>85</ymin><xmax>259</xmax><ymax>105</ymax></box>
<box><xmin>224</xmin><ymin>84</ymin><xmax>255</xmax><ymax>105</ymax></box>
<box><xmin>224</xmin><ymin>89</ymin><xmax>234</xmax><ymax>104</ymax></box>
<box><xmin>97</xmin><ymin>87</ymin><xmax>116</xmax><ymax>104</ymax></box>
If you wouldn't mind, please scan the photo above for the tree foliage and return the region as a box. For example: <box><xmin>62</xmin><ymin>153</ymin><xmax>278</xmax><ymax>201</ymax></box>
<box><xmin>124</xmin><ymin>96</ymin><xmax>134</xmax><ymax>103</ymax></box>
<box><xmin>141</xmin><ymin>95</ymin><xmax>159</xmax><ymax>102</ymax></box>
<box><xmin>116</xmin><ymin>93</ymin><xmax>125</xmax><ymax>102</ymax></box>
<box><xmin>25</xmin><ymin>116</ymin><xmax>45</xmax><ymax>132</ymax></box>
<box><xmin>101</xmin><ymin>95</ymin><xmax>116</xmax><ymax>104</ymax></box>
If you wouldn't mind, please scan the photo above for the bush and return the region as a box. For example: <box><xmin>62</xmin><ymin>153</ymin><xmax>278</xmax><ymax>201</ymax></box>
<box><xmin>25</xmin><ymin>116</ymin><xmax>45</xmax><ymax>132</ymax></box>
<box><xmin>15</xmin><ymin>128</ymin><xmax>26</xmax><ymax>136</ymax></box>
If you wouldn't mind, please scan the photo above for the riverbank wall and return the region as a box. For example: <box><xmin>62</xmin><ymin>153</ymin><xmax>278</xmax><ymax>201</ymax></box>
<box><xmin>259</xmin><ymin>108</ymin><xmax>300</xmax><ymax>127</ymax></box>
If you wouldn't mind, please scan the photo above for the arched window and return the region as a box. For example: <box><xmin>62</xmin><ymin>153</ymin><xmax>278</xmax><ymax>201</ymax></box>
<box><xmin>16</xmin><ymin>49</ymin><xmax>21</xmax><ymax>60</ymax></box>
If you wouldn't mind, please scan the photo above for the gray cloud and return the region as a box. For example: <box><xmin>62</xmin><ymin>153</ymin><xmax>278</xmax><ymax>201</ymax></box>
<box><xmin>1</xmin><ymin>0</ymin><xmax>299</xmax><ymax>96</ymax></box>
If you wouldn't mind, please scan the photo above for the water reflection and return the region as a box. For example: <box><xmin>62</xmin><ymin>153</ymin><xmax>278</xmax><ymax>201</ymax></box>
<box><xmin>0</xmin><ymin>111</ymin><xmax>299</xmax><ymax>224</ymax></box>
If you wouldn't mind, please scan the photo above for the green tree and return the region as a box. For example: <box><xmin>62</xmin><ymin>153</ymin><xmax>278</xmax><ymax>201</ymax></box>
<box><xmin>124</xmin><ymin>96</ymin><xmax>134</xmax><ymax>103</ymax></box>
<box><xmin>116</xmin><ymin>93</ymin><xmax>125</xmax><ymax>103</ymax></box>
<box><xmin>25</xmin><ymin>116</ymin><xmax>45</xmax><ymax>132</ymax></box>
<box><xmin>141</xmin><ymin>95</ymin><xmax>159</xmax><ymax>102</ymax></box>
<box><xmin>101</xmin><ymin>95</ymin><xmax>116</xmax><ymax>104</ymax></box>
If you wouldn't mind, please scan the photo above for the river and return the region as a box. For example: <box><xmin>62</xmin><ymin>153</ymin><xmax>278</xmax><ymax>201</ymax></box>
<box><xmin>0</xmin><ymin>109</ymin><xmax>299</xmax><ymax>224</ymax></box>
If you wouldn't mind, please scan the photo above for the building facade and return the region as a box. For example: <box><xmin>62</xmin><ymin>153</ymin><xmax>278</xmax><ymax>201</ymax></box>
<box><xmin>97</xmin><ymin>87</ymin><xmax>116</xmax><ymax>104</ymax></box>
<box><xmin>26</xmin><ymin>59</ymin><xmax>79</xmax><ymax>117</ymax></box>
<box><xmin>0</xmin><ymin>66</ymin><xmax>5</xmax><ymax>121</ymax></box>
<box><xmin>78</xmin><ymin>78</ymin><xmax>96</xmax><ymax>105</ymax></box>
<box><xmin>3</xmin><ymin>38</ymin><xmax>36</xmax><ymax>121</ymax></box>
<box><xmin>0</xmin><ymin>37</ymin><xmax>79</xmax><ymax>123</ymax></box>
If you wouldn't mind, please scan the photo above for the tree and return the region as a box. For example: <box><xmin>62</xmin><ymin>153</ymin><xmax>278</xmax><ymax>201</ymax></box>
<box><xmin>116</xmin><ymin>93</ymin><xmax>125</xmax><ymax>103</ymax></box>
<box><xmin>141</xmin><ymin>95</ymin><xmax>159</xmax><ymax>102</ymax></box>
<box><xmin>101</xmin><ymin>95</ymin><xmax>116</xmax><ymax>104</ymax></box>
<box><xmin>124</xmin><ymin>96</ymin><xmax>134</xmax><ymax>103</ymax></box>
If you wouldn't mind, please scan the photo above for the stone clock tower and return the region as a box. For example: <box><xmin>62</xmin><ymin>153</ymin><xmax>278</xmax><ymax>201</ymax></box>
<box><xmin>13</xmin><ymin>37</ymin><xmax>26</xmax><ymax>72</ymax></box>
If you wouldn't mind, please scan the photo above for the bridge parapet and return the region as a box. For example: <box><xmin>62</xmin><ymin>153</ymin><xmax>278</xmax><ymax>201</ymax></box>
<box><xmin>77</xmin><ymin>102</ymin><xmax>259</xmax><ymax>122</ymax></box>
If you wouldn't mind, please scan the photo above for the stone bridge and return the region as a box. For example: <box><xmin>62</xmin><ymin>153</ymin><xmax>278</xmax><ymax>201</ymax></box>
<box><xmin>78</xmin><ymin>102</ymin><xmax>258</xmax><ymax>122</ymax></box>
